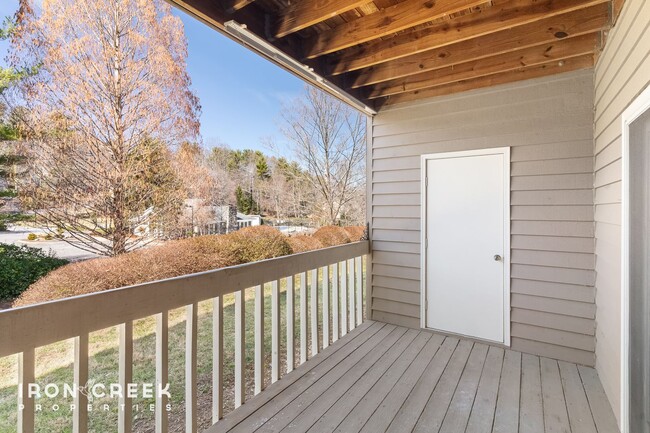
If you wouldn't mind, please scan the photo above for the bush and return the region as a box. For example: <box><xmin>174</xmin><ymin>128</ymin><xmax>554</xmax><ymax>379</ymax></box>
<box><xmin>14</xmin><ymin>225</ymin><xmax>357</xmax><ymax>307</ymax></box>
<box><xmin>223</xmin><ymin>226</ymin><xmax>292</xmax><ymax>263</ymax></box>
<box><xmin>313</xmin><ymin>226</ymin><xmax>351</xmax><ymax>247</ymax></box>
<box><xmin>14</xmin><ymin>227</ymin><xmax>292</xmax><ymax>307</ymax></box>
<box><xmin>343</xmin><ymin>226</ymin><xmax>365</xmax><ymax>241</ymax></box>
<box><xmin>0</xmin><ymin>243</ymin><xmax>68</xmax><ymax>300</ymax></box>
<box><xmin>0</xmin><ymin>213</ymin><xmax>33</xmax><ymax>231</ymax></box>
<box><xmin>286</xmin><ymin>234</ymin><xmax>323</xmax><ymax>253</ymax></box>
<box><xmin>26</xmin><ymin>233</ymin><xmax>37</xmax><ymax>241</ymax></box>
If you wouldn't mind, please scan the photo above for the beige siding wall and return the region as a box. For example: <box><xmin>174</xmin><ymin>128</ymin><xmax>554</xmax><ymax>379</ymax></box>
<box><xmin>370</xmin><ymin>69</ymin><xmax>597</xmax><ymax>366</ymax></box>
<box><xmin>593</xmin><ymin>0</ymin><xmax>650</xmax><ymax>424</ymax></box>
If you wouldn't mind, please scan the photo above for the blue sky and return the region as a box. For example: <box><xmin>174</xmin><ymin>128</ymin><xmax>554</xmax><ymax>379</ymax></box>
<box><xmin>0</xmin><ymin>1</ymin><xmax>304</xmax><ymax>156</ymax></box>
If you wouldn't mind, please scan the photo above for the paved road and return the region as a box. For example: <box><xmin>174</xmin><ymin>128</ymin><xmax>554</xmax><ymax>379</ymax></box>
<box><xmin>0</xmin><ymin>226</ymin><xmax>99</xmax><ymax>261</ymax></box>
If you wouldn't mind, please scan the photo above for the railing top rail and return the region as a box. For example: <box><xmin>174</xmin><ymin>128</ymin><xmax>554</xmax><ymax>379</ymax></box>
<box><xmin>0</xmin><ymin>240</ymin><xmax>369</xmax><ymax>358</ymax></box>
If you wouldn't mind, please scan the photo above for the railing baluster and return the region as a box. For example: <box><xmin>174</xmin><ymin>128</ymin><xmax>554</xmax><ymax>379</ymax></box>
<box><xmin>310</xmin><ymin>268</ymin><xmax>319</xmax><ymax>356</ymax></box>
<box><xmin>212</xmin><ymin>297</ymin><xmax>223</xmax><ymax>423</ymax></box>
<box><xmin>74</xmin><ymin>334</ymin><xmax>89</xmax><ymax>433</ymax></box>
<box><xmin>156</xmin><ymin>311</ymin><xmax>169</xmax><ymax>433</ymax></box>
<box><xmin>332</xmin><ymin>262</ymin><xmax>339</xmax><ymax>343</ymax></box>
<box><xmin>349</xmin><ymin>259</ymin><xmax>356</xmax><ymax>331</ymax></box>
<box><xmin>234</xmin><ymin>289</ymin><xmax>245</xmax><ymax>408</ymax></box>
<box><xmin>254</xmin><ymin>284</ymin><xmax>264</xmax><ymax>395</ymax></box>
<box><xmin>286</xmin><ymin>276</ymin><xmax>295</xmax><ymax>373</ymax></box>
<box><xmin>119</xmin><ymin>321</ymin><xmax>133</xmax><ymax>433</ymax></box>
<box><xmin>271</xmin><ymin>280</ymin><xmax>280</xmax><ymax>383</ymax></box>
<box><xmin>185</xmin><ymin>303</ymin><xmax>198</xmax><ymax>433</ymax></box>
<box><xmin>300</xmin><ymin>272</ymin><xmax>307</xmax><ymax>364</ymax></box>
<box><xmin>341</xmin><ymin>260</ymin><xmax>348</xmax><ymax>336</ymax></box>
<box><xmin>322</xmin><ymin>266</ymin><xmax>330</xmax><ymax>349</ymax></box>
<box><xmin>17</xmin><ymin>348</ymin><xmax>35</xmax><ymax>433</ymax></box>
<box><xmin>356</xmin><ymin>256</ymin><xmax>363</xmax><ymax>326</ymax></box>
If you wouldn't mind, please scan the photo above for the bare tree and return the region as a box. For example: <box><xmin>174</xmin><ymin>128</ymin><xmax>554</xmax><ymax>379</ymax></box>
<box><xmin>11</xmin><ymin>0</ymin><xmax>200</xmax><ymax>256</ymax></box>
<box><xmin>281</xmin><ymin>86</ymin><xmax>367</xmax><ymax>225</ymax></box>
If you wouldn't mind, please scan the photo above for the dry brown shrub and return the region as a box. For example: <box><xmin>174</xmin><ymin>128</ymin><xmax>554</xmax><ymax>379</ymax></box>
<box><xmin>312</xmin><ymin>226</ymin><xmax>351</xmax><ymax>247</ymax></box>
<box><xmin>343</xmin><ymin>226</ymin><xmax>365</xmax><ymax>241</ymax></box>
<box><xmin>14</xmin><ymin>226</ymin><xmax>332</xmax><ymax>306</ymax></box>
<box><xmin>286</xmin><ymin>235</ymin><xmax>323</xmax><ymax>253</ymax></box>
<box><xmin>14</xmin><ymin>235</ymin><xmax>232</xmax><ymax>306</ymax></box>
<box><xmin>223</xmin><ymin>226</ymin><xmax>292</xmax><ymax>263</ymax></box>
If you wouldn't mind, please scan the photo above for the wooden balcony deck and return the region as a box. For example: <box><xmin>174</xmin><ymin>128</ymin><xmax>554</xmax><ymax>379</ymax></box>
<box><xmin>208</xmin><ymin>321</ymin><xmax>620</xmax><ymax>433</ymax></box>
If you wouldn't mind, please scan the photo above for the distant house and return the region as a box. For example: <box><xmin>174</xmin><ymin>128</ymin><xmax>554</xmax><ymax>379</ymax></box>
<box><xmin>236</xmin><ymin>213</ymin><xmax>261</xmax><ymax>228</ymax></box>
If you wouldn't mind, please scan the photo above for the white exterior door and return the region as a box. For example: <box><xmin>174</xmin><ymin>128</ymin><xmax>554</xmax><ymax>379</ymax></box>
<box><xmin>423</xmin><ymin>148</ymin><xmax>509</xmax><ymax>344</ymax></box>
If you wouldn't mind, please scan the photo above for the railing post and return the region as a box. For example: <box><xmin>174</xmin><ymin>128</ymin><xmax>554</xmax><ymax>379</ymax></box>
<box><xmin>286</xmin><ymin>276</ymin><xmax>295</xmax><ymax>373</ymax></box>
<box><xmin>332</xmin><ymin>262</ymin><xmax>339</xmax><ymax>342</ymax></box>
<box><xmin>322</xmin><ymin>266</ymin><xmax>330</xmax><ymax>349</ymax></box>
<box><xmin>185</xmin><ymin>303</ymin><xmax>198</xmax><ymax>433</ymax></box>
<box><xmin>341</xmin><ymin>260</ymin><xmax>348</xmax><ymax>336</ymax></box>
<box><xmin>310</xmin><ymin>268</ymin><xmax>319</xmax><ymax>356</ymax></box>
<box><xmin>212</xmin><ymin>297</ymin><xmax>223</xmax><ymax>423</ymax></box>
<box><xmin>17</xmin><ymin>348</ymin><xmax>35</xmax><ymax>433</ymax></box>
<box><xmin>234</xmin><ymin>289</ymin><xmax>245</xmax><ymax>408</ymax></box>
<box><xmin>118</xmin><ymin>321</ymin><xmax>133</xmax><ymax>433</ymax></box>
<box><xmin>74</xmin><ymin>334</ymin><xmax>89</xmax><ymax>433</ymax></box>
<box><xmin>349</xmin><ymin>259</ymin><xmax>356</xmax><ymax>331</ymax></box>
<box><xmin>300</xmin><ymin>272</ymin><xmax>308</xmax><ymax>364</ymax></box>
<box><xmin>156</xmin><ymin>311</ymin><xmax>169</xmax><ymax>433</ymax></box>
<box><xmin>254</xmin><ymin>284</ymin><xmax>265</xmax><ymax>395</ymax></box>
<box><xmin>271</xmin><ymin>280</ymin><xmax>280</xmax><ymax>383</ymax></box>
<box><xmin>356</xmin><ymin>256</ymin><xmax>363</xmax><ymax>326</ymax></box>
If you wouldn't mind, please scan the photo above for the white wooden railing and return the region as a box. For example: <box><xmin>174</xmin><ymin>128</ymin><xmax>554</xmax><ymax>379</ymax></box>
<box><xmin>0</xmin><ymin>240</ymin><xmax>369</xmax><ymax>433</ymax></box>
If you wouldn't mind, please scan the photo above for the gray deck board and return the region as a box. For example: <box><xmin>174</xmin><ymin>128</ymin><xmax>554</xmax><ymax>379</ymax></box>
<box><xmin>253</xmin><ymin>326</ymin><xmax>405</xmax><ymax>433</ymax></box>
<box><xmin>559</xmin><ymin>361</ymin><xmax>597</xmax><ymax>433</ymax></box>
<box><xmin>519</xmin><ymin>354</ymin><xmax>545</xmax><ymax>433</ymax></box>
<box><xmin>541</xmin><ymin>357</ymin><xmax>571</xmax><ymax>433</ymax></box>
<box><xmin>208</xmin><ymin>322</ymin><xmax>620</xmax><ymax>433</ymax></box>
<box><xmin>439</xmin><ymin>343</ymin><xmax>488</xmax><ymax>433</ymax></box>
<box><xmin>577</xmin><ymin>366</ymin><xmax>620</xmax><ymax>433</ymax></box>
<box><xmin>465</xmin><ymin>345</ymin><xmax>504</xmax><ymax>433</ymax></box>
<box><xmin>493</xmin><ymin>349</ymin><xmax>522</xmax><ymax>433</ymax></box>
<box><xmin>286</xmin><ymin>328</ymin><xmax>419</xmax><ymax>432</ymax></box>
<box><xmin>412</xmin><ymin>339</ymin><xmax>474</xmax><ymax>433</ymax></box>
<box><xmin>358</xmin><ymin>334</ymin><xmax>453</xmax><ymax>433</ymax></box>
<box><xmin>307</xmin><ymin>330</ymin><xmax>430</xmax><ymax>433</ymax></box>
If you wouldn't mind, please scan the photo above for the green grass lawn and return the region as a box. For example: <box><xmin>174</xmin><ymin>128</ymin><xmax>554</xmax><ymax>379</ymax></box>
<box><xmin>0</xmin><ymin>266</ymin><xmax>366</xmax><ymax>433</ymax></box>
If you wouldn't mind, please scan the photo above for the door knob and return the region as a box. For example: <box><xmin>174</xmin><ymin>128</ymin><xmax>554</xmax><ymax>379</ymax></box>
<box><xmin>494</xmin><ymin>255</ymin><xmax>502</xmax><ymax>261</ymax></box>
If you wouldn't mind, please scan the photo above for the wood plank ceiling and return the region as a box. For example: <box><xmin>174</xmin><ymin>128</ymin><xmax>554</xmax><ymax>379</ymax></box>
<box><xmin>168</xmin><ymin>0</ymin><xmax>622</xmax><ymax>111</ymax></box>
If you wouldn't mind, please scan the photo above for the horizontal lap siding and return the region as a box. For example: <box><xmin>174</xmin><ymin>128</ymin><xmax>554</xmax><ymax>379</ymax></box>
<box><xmin>370</xmin><ymin>69</ymin><xmax>596</xmax><ymax>366</ymax></box>
<box><xmin>593</xmin><ymin>0</ymin><xmax>650</xmax><ymax>423</ymax></box>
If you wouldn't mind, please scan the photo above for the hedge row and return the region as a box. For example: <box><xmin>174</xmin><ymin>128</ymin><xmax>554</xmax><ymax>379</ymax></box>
<box><xmin>0</xmin><ymin>243</ymin><xmax>69</xmax><ymax>301</ymax></box>
<box><xmin>14</xmin><ymin>225</ymin><xmax>363</xmax><ymax>307</ymax></box>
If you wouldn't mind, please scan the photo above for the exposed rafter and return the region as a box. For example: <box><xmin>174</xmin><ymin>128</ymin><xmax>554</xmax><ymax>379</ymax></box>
<box><xmin>348</xmin><ymin>4</ymin><xmax>609</xmax><ymax>88</ymax></box>
<box><xmin>302</xmin><ymin>0</ymin><xmax>487</xmax><ymax>59</ymax></box>
<box><xmin>378</xmin><ymin>54</ymin><xmax>594</xmax><ymax>107</ymax></box>
<box><xmin>328</xmin><ymin>0</ymin><xmax>609</xmax><ymax>74</ymax></box>
<box><xmin>167</xmin><ymin>0</ymin><xmax>615</xmax><ymax>109</ymax></box>
<box><xmin>275</xmin><ymin>0</ymin><xmax>371</xmax><ymax>39</ymax></box>
<box><xmin>365</xmin><ymin>33</ymin><xmax>599</xmax><ymax>99</ymax></box>
<box><xmin>223</xmin><ymin>0</ymin><xmax>256</xmax><ymax>13</ymax></box>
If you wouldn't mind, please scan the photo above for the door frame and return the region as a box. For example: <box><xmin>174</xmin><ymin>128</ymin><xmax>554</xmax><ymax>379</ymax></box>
<box><xmin>420</xmin><ymin>147</ymin><xmax>511</xmax><ymax>346</ymax></box>
<box><xmin>621</xmin><ymin>84</ymin><xmax>650</xmax><ymax>433</ymax></box>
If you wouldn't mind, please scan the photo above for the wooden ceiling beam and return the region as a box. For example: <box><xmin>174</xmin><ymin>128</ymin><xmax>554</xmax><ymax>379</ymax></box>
<box><xmin>365</xmin><ymin>33</ymin><xmax>599</xmax><ymax>98</ymax></box>
<box><xmin>349</xmin><ymin>4</ymin><xmax>609</xmax><ymax>88</ymax></box>
<box><xmin>223</xmin><ymin>0</ymin><xmax>256</xmax><ymax>13</ymax></box>
<box><xmin>328</xmin><ymin>0</ymin><xmax>609</xmax><ymax>75</ymax></box>
<box><xmin>275</xmin><ymin>0</ymin><xmax>372</xmax><ymax>39</ymax></box>
<box><xmin>377</xmin><ymin>53</ymin><xmax>594</xmax><ymax>107</ymax></box>
<box><xmin>168</xmin><ymin>0</ymin><xmax>266</xmax><ymax>37</ymax></box>
<box><xmin>302</xmin><ymin>0</ymin><xmax>487</xmax><ymax>59</ymax></box>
